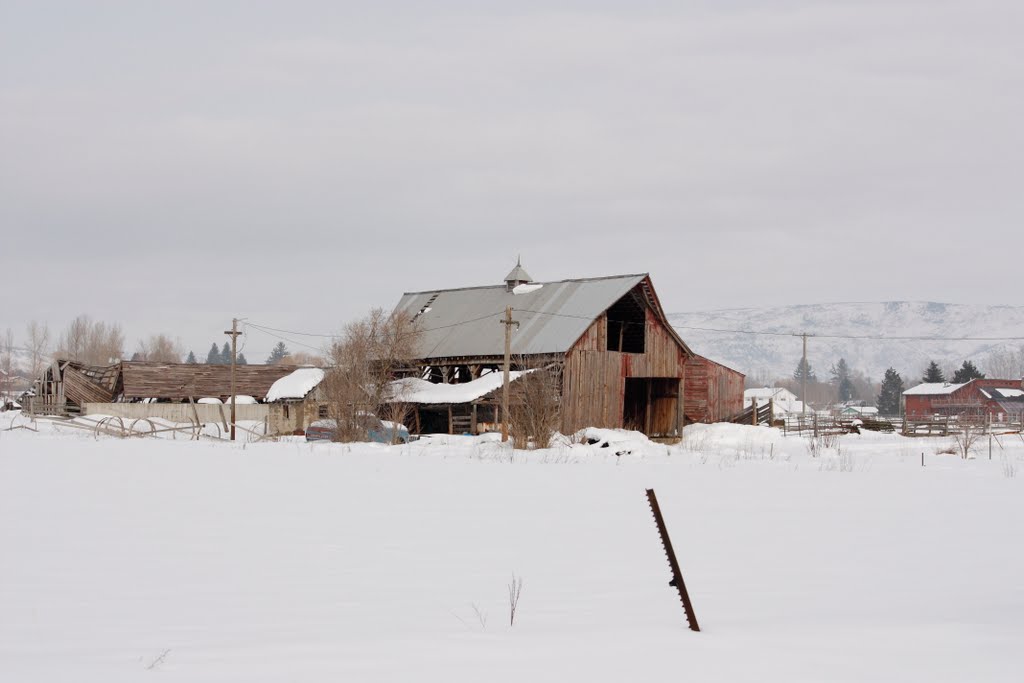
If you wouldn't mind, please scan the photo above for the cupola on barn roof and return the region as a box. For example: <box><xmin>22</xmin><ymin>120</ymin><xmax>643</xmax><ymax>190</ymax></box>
<box><xmin>503</xmin><ymin>257</ymin><xmax>532</xmax><ymax>290</ymax></box>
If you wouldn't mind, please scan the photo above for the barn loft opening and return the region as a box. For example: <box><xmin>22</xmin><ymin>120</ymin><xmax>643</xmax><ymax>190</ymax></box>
<box><xmin>606</xmin><ymin>291</ymin><xmax>646</xmax><ymax>353</ymax></box>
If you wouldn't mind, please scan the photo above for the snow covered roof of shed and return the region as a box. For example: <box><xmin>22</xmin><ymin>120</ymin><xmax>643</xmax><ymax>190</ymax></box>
<box><xmin>903</xmin><ymin>382</ymin><xmax>965</xmax><ymax>396</ymax></box>
<box><xmin>387</xmin><ymin>371</ymin><xmax>529</xmax><ymax>404</ymax></box>
<box><xmin>265</xmin><ymin>367</ymin><xmax>325</xmax><ymax>402</ymax></box>
<box><xmin>394</xmin><ymin>273</ymin><xmax>691</xmax><ymax>360</ymax></box>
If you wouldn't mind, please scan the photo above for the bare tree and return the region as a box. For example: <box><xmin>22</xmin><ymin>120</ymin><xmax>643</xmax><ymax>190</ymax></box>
<box><xmin>321</xmin><ymin>308</ymin><xmax>420</xmax><ymax>442</ymax></box>
<box><xmin>135</xmin><ymin>334</ymin><xmax>184</xmax><ymax>362</ymax></box>
<box><xmin>56</xmin><ymin>315</ymin><xmax>125</xmax><ymax>365</ymax></box>
<box><xmin>508</xmin><ymin>361</ymin><xmax>562</xmax><ymax>449</ymax></box>
<box><xmin>984</xmin><ymin>345</ymin><xmax>1024</xmax><ymax>379</ymax></box>
<box><xmin>25</xmin><ymin>321</ymin><xmax>50</xmax><ymax>378</ymax></box>
<box><xmin>288</xmin><ymin>351</ymin><xmax>325</xmax><ymax>367</ymax></box>
<box><xmin>0</xmin><ymin>328</ymin><xmax>13</xmax><ymax>400</ymax></box>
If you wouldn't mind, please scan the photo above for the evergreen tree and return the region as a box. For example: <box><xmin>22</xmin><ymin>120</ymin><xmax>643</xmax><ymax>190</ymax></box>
<box><xmin>185</xmin><ymin>350</ymin><xmax>198</xmax><ymax>364</ymax></box>
<box><xmin>952</xmin><ymin>360</ymin><xmax>985</xmax><ymax>383</ymax></box>
<box><xmin>130</xmin><ymin>351</ymin><xmax>143</xmax><ymax>361</ymax></box>
<box><xmin>266</xmin><ymin>341</ymin><xmax>289</xmax><ymax>364</ymax></box>
<box><xmin>793</xmin><ymin>357</ymin><xmax>816</xmax><ymax>383</ymax></box>
<box><xmin>877</xmin><ymin>368</ymin><xmax>904</xmax><ymax>416</ymax></box>
<box><xmin>829</xmin><ymin>358</ymin><xmax>857</xmax><ymax>402</ymax></box>
<box><xmin>220</xmin><ymin>342</ymin><xmax>232</xmax><ymax>365</ymax></box>
<box><xmin>922</xmin><ymin>361</ymin><xmax>945</xmax><ymax>383</ymax></box>
<box><xmin>236</xmin><ymin>352</ymin><xmax>248</xmax><ymax>365</ymax></box>
<box><xmin>205</xmin><ymin>343</ymin><xmax>222</xmax><ymax>364</ymax></box>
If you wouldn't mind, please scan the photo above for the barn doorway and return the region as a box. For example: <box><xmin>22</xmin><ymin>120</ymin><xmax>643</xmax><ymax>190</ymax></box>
<box><xmin>623</xmin><ymin>378</ymin><xmax>681</xmax><ymax>437</ymax></box>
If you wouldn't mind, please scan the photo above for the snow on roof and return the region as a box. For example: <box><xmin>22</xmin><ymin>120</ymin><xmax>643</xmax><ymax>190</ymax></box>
<box><xmin>744</xmin><ymin>387</ymin><xmax>797</xmax><ymax>400</ymax></box>
<box><xmin>265</xmin><ymin>368</ymin><xmax>325</xmax><ymax>402</ymax></box>
<box><xmin>512</xmin><ymin>283</ymin><xmax>543</xmax><ymax>295</ymax></box>
<box><xmin>387</xmin><ymin>371</ymin><xmax>529</xmax><ymax>404</ymax></box>
<box><xmin>903</xmin><ymin>382</ymin><xmax>965</xmax><ymax>396</ymax></box>
<box><xmin>984</xmin><ymin>387</ymin><xmax>1024</xmax><ymax>399</ymax></box>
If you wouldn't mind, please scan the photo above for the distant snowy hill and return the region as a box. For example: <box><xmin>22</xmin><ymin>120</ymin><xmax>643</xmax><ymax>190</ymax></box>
<box><xmin>668</xmin><ymin>302</ymin><xmax>1024</xmax><ymax>381</ymax></box>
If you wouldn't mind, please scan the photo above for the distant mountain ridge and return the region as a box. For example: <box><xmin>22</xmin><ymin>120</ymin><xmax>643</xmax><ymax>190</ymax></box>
<box><xmin>668</xmin><ymin>301</ymin><xmax>1024</xmax><ymax>382</ymax></box>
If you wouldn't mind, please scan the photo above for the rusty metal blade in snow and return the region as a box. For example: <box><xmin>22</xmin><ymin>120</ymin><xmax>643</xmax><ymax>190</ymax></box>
<box><xmin>646</xmin><ymin>488</ymin><xmax>700</xmax><ymax>632</ymax></box>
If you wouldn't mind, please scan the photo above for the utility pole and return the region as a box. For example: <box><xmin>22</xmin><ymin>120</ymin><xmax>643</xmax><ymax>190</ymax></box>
<box><xmin>801</xmin><ymin>332</ymin><xmax>808</xmax><ymax>417</ymax></box>
<box><xmin>501</xmin><ymin>306</ymin><xmax>519</xmax><ymax>443</ymax></box>
<box><xmin>224</xmin><ymin>318</ymin><xmax>241</xmax><ymax>441</ymax></box>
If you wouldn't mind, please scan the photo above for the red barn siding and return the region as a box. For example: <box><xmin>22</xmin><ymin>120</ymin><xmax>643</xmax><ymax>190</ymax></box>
<box><xmin>683</xmin><ymin>355</ymin><xmax>745</xmax><ymax>423</ymax></box>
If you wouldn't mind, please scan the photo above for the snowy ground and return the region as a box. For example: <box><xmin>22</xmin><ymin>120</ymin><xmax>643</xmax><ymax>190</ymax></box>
<box><xmin>1</xmin><ymin>412</ymin><xmax>1023</xmax><ymax>682</ymax></box>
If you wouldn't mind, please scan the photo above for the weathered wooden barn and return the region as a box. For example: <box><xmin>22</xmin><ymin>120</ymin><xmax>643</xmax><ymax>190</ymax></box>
<box><xmin>29</xmin><ymin>360</ymin><xmax>296</xmax><ymax>415</ymax></box>
<box><xmin>393</xmin><ymin>265</ymin><xmax>745</xmax><ymax>437</ymax></box>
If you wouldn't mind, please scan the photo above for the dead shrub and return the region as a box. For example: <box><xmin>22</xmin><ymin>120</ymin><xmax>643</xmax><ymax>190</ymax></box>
<box><xmin>952</xmin><ymin>425</ymin><xmax>984</xmax><ymax>459</ymax></box>
<box><xmin>508</xmin><ymin>364</ymin><xmax>561</xmax><ymax>450</ymax></box>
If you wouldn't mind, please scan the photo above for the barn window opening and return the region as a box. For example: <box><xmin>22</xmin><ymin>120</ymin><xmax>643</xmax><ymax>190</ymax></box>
<box><xmin>318</xmin><ymin>404</ymin><xmax>328</xmax><ymax>419</ymax></box>
<box><xmin>606</xmin><ymin>293</ymin><xmax>646</xmax><ymax>353</ymax></box>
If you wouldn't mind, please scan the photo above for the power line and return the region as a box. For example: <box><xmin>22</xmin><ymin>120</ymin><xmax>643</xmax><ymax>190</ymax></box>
<box><xmin>244</xmin><ymin>311</ymin><xmax>1024</xmax><ymax>347</ymax></box>
<box><xmin>670</xmin><ymin>323</ymin><xmax>1024</xmax><ymax>342</ymax></box>
<box><xmin>244</xmin><ymin>323</ymin><xmax>326</xmax><ymax>354</ymax></box>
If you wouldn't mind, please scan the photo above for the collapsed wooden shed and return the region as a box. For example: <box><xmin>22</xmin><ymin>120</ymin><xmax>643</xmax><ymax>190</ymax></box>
<box><xmin>29</xmin><ymin>360</ymin><xmax>297</xmax><ymax>415</ymax></box>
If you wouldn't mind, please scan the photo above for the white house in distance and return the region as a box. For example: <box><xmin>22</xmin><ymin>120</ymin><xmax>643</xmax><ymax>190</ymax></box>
<box><xmin>840</xmin><ymin>405</ymin><xmax>879</xmax><ymax>418</ymax></box>
<box><xmin>743</xmin><ymin>387</ymin><xmax>809</xmax><ymax>416</ymax></box>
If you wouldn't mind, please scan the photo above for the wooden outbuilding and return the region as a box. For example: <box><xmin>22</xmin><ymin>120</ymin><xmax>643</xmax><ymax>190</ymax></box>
<box><xmin>683</xmin><ymin>355</ymin><xmax>745</xmax><ymax>423</ymax></box>
<box><xmin>264</xmin><ymin>367</ymin><xmax>329</xmax><ymax>435</ymax></box>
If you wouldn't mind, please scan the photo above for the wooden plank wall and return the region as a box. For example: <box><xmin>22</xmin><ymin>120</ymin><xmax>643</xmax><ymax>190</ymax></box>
<box><xmin>684</xmin><ymin>355</ymin><xmax>745</xmax><ymax>423</ymax></box>
<box><xmin>562</xmin><ymin>307</ymin><xmax>688</xmax><ymax>434</ymax></box>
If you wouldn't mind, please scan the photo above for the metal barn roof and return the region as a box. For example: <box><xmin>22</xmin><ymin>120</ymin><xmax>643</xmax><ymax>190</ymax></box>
<box><xmin>394</xmin><ymin>273</ymin><xmax>655</xmax><ymax>360</ymax></box>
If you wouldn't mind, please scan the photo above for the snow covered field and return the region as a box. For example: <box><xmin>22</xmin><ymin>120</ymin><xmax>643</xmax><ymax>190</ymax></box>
<box><xmin>2</xmin><ymin>413</ymin><xmax>1023</xmax><ymax>682</ymax></box>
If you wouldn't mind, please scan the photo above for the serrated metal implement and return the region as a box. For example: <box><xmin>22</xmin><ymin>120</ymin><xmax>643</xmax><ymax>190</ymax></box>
<box><xmin>646</xmin><ymin>488</ymin><xmax>700</xmax><ymax>632</ymax></box>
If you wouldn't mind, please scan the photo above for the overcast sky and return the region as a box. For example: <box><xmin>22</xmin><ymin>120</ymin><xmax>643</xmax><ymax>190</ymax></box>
<box><xmin>2</xmin><ymin>1</ymin><xmax>1022</xmax><ymax>360</ymax></box>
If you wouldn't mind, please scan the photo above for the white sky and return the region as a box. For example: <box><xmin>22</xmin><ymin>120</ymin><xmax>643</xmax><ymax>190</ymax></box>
<box><xmin>2</xmin><ymin>1</ymin><xmax>1022</xmax><ymax>360</ymax></box>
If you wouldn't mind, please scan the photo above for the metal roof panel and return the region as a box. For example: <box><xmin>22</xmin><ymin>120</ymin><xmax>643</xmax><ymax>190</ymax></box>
<box><xmin>395</xmin><ymin>274</ymin><xmax>648</xmax><ymax>359</ymax></box>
